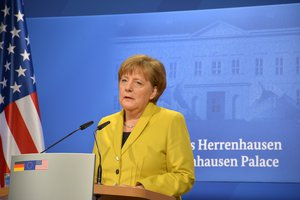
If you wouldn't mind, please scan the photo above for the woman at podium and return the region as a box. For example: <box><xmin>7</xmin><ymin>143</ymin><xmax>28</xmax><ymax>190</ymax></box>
<box><xmin>93</xmin><ymin>54</ymin><xmax>195</xmax><ymax>199</ymax></box>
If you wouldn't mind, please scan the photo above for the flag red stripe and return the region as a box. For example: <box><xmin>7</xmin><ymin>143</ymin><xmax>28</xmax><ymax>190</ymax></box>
<box><xmin>4</xmin><ymin>102</ymin><xmax>38</xmax><ymax>153</ymax></box>
<box><xmin>0</xmin><ymin>136</ymin><xmax>9</xmax><ymax>187</ymax></box>
<box><xmin>30</xmin><ymin>92</ymin><xmax>41</xmax><ymax>118</ymax></box>
<box><xmin>14</xmin><ymin>164</ymin><xmax>24</xmax><ymax>167</ymax></box>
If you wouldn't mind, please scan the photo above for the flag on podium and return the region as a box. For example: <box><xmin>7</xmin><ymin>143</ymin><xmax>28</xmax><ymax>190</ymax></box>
<box><xmin>0</xmin><ymin>0</ymin><xmax>45</xmax><ymax>187</ymax></box>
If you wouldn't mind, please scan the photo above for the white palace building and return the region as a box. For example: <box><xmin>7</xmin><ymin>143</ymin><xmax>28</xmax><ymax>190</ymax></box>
<box><xmin>112</xmin><ymin>21</ymin><xmax>300</xmax><ymax>121</ymax></box>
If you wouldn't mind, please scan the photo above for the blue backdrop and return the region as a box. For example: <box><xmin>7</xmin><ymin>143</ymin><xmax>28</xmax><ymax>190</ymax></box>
<box><xmin>27</xmin><ymin>3</ymin><xmax>300</xmax><ymax>199</ymax></box>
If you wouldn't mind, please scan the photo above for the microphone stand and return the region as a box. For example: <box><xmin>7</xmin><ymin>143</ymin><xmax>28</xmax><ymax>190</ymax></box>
<box><xmin>92</xmin><ymin>121</ymin><xmax>110</xmax><ymax>200</ymax></box>
<box><xmin>93</xmin><ymin>121</ymin><xmax>110</xmax><ymax>184</ymax></box>
<box><xmin>93</xmin><ymin>129</ymin><xmax>102</xmax><ymax>185</ymax></box>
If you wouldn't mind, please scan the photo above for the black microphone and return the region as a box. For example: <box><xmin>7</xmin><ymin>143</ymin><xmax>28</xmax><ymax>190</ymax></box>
<box><xmin>40</xmin><ymin>121</ymin><xmax>94</xmax><ymax>153</ymax></box>
<box><xmin>80</xmin><ymin>121</ymin><xmax>94</xmax><ymax>130</ymax></box>
<box><xmin>96</xmin><ymin>121</ymin><xmax>110</xmax><ymax>131</ymax></box>
<box><xmin>93</xmin><ymin>121</ymin><xmax>110</xmax><ymax>185</ymax></box>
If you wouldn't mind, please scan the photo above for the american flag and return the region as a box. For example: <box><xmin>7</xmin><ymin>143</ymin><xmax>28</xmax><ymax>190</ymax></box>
<box><xmin>0</xmin><ymin>0</ymin><xmax>44</xmax><ymax>187</ymax></box>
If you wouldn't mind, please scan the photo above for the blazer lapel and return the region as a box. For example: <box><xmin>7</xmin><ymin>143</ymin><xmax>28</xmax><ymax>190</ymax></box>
<box><xmin>113</xmin><ymin>111</ymin><xmax>124</xmax><ymax>156</ymax></box>
<box><xmin>121</xmin><ymin>102</ymin><xmax>158</xmax><ymax>155</ymax></box>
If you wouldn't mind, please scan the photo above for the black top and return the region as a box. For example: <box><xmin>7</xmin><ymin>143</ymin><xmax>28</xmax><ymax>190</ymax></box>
<box><xmin>122</xmin><ymin>132</ymin><xmax>131</xmax><ymax>148</ymax></box>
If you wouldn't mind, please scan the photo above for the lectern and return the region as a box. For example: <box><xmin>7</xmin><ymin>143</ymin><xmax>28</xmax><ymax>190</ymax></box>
<box><xmin>1</xmin><ymin>153</ymin><xmax>176</xmax><ymax>200</ymax></box>
<box><xmin>7</xmin><ymin>153</ymin><xmax>95</xmax><ymax>200</ymax></box>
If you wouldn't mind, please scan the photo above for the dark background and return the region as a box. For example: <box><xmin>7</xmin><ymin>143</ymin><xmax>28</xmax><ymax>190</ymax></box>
<box><xmin>24</xmin><ymin>0</ymin><xmax>300</xmax><ymax>17</ymax></box>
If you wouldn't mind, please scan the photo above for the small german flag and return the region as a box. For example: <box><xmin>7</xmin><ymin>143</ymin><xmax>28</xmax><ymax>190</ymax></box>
<box><xmin>14</xmin><ymin>162</ymin><xmax>25</xmax><ymax>171</ymax></box>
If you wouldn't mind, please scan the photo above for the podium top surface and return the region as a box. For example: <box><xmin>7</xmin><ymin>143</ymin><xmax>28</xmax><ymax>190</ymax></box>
<box><xmin>94</xmin><ymin>184</ymin><xmax>176</xmax><ymax>200</ymax></box>
<box><xmin>8</xmin><ymin>153</ymin><xmax>95</xmax><ymax>200</ymax></box>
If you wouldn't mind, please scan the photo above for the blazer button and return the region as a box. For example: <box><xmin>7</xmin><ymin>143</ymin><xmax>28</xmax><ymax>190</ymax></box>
<box><xmin>116</xmin><ymin>169</ymin><xmax>119</xmax><ymax>174</ymax></box>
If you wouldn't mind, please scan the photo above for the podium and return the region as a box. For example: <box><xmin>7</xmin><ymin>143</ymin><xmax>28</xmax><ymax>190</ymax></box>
<box><xmin>1</xmin><ymin>153</ymin><xmax>175</xmax><ymax>200</ymax></box>
<box><xmin>94</xmin><ymin>184</ymin><xmax>176</xmax><ymax>200</ymax></box>
<box><xmin>1</xmin><ymin>184</ymin><xmax>176</xmax><ymax>200</ymax></box>
<box><xmin>7</xmin><ymin>153</ymin><xmax>95</xmax><ymax>200</ymax></box>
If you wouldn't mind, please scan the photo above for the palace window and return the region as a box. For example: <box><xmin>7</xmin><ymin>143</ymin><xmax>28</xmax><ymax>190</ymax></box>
<box><xmin>232</xmin><ymin>59</ymin><xmax>240</xmax><ymax>75</ymax></box>
<box><xmin>194</xmin><ymin>61</ymin><xmax>202</xmax><ymax>76</ymax></box>
<box><xmin>255</xmin><ymin>58</ymin><xmax>263</xmax><ymax>75</ymax></box>
<box><xmin>212</xmin><ymin>61</ymin><xmax>221</xmax><ymax>75</ymax></box>
<box><xmin>275</xmin><ymin>57</ymin><xmax>283</xmax><ymax>75</ymax></box>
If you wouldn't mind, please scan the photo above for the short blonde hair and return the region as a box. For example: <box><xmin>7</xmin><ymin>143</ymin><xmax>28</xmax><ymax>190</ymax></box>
<box><xmin>118</xmin><ymin>54</ymin><xmax>166</xmax><ymax>103</ymax></box>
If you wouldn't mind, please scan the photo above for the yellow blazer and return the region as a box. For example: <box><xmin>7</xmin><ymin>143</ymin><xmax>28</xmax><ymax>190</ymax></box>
<box><xmin>93</xmin><ymin>102</ymin><xmax>195</xmax><ymax>197</ymax></box>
